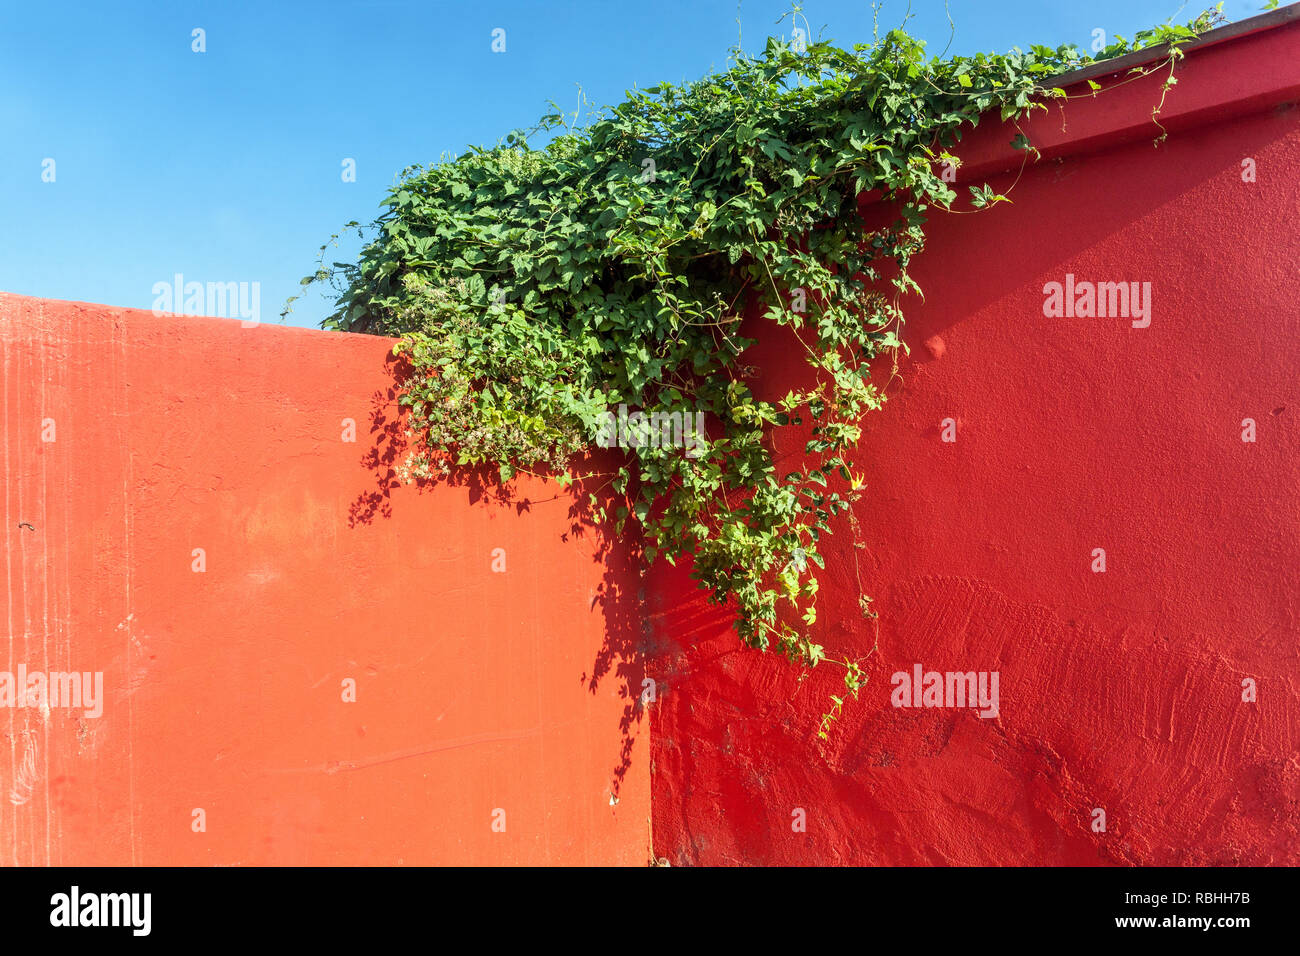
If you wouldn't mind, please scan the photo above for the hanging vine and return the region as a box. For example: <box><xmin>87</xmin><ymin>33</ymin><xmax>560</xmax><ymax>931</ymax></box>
<box><xmin>292</xmin><ymin>6</ymin><xmax>1222</xmax><ymax>735</ymax></box>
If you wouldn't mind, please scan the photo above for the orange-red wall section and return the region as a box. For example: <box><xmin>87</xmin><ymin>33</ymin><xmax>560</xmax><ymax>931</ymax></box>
<box><xmin>0</xmin><ymin>296</ymin><xmax>649</xmax><ymax>865</ymax></box>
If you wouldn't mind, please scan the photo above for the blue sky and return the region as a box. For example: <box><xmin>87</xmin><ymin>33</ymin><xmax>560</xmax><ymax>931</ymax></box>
<box><xmin>0</xmin><ymin>0</ymin><xmax>1279</xmax><ymax>328</ymax></box>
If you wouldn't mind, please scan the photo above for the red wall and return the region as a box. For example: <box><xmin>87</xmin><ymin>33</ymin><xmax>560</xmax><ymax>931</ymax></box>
<box><xmin>3</xmin><ymin>17</ymin><xmax>1297</xmax><ymax>871</ymax></box>
<box><xmin>650</xmin><ymin>19</ymin><xmax>1300</xmax><ymax>865</ymax></box>
<box><xmin>0</xmin><ymin>295</ymin><xmax>649</xmax><ymax>865</ymax></box>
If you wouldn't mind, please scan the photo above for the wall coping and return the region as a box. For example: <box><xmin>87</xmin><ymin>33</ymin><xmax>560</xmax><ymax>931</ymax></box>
<box><xmin>943</xmin><ymin>3</ymin><xmax>1300</xmax><ymax>185</ymax></box>
<box><xmin>1046</xmin><ymin>3</ymin><xmax>1300</xmax><ymax>91</ymax></box>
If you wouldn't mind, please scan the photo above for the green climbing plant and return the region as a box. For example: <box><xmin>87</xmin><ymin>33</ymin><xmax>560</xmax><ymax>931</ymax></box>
<box><xmin>292</xmin><ymin>5</ymin><xmax>1223</xmax><ymax>737</ymax></box>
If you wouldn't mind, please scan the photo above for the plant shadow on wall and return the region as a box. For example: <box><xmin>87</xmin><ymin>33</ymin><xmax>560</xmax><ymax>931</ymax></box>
<box><xmin>291</xmin><ymin>7</ymin><xmax>1223</xmax><ymax>742</ymax></box>
<box><xmin>346</xmin><ymin>351</ymin><xmax>649</xmax><ymax>799</ymax></box>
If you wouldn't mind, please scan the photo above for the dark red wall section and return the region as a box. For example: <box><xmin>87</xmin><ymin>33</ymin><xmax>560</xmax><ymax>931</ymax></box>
<box><xmin>650</xmin><ymin>22</ymin><xmax>1300</xmax><ymax>865</ymax></box>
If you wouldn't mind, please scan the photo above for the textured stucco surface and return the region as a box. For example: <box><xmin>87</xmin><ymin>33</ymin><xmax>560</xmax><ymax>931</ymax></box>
<box><xmin>650</xmin><ymin>26</ymin><xmax>1300</xmax><ymax>866</ymax></box>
